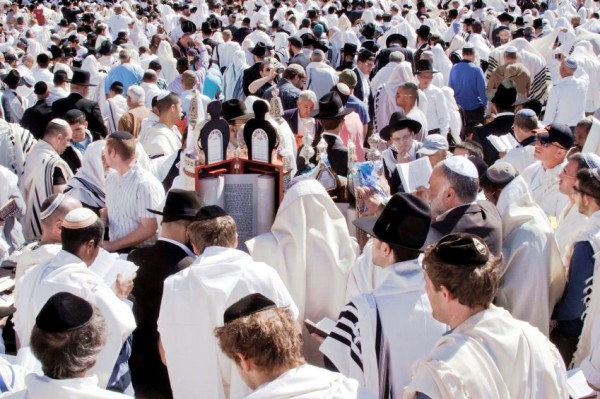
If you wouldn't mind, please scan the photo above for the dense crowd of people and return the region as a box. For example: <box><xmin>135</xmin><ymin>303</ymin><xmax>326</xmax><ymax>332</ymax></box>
<box><xmin>0</xmin><ymin>0</ymin><xmax>599</xmax><ymax>397</ymax></box>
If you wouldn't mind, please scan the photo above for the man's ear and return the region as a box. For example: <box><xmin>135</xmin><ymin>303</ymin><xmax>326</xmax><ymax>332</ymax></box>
<box><xmin>236</xmin><ymin>353</ymin><xmax>252</xmax><ymax>372</ymax></box>
<box><xmin>440</xmin><ymin>285</ymin><xmax>453</xmax><ymax>303</ymax></box>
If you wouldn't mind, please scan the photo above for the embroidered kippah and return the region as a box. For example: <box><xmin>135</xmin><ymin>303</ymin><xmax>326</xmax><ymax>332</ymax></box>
<box><xmin>62</xmin><ymin>208</ymin><xmax>98</xmax><ymax>229</ymax></box>
<box><xmin>36</xmin><ymin>292</ymin><xmax>93</xmax><ymax>333</ymax></box>
<box><xmin>40</xmin><ymin>194</ymin><xmax>66</xmax><ymax>221</ymax></box>
<box><xmin>223</xmin><ymin>293</ymin><xmax>276</xmax><ymax>324</ymax></box>
<box><xmin>486</xmin><ymin>162</ymin><xmax>517</xmax><ymax>184</ymax></box>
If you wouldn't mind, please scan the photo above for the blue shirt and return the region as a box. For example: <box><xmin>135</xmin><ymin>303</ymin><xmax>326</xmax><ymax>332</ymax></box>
<box><xmin>105</xmin><ymin>63</ymin><xmax>144</xmax><ymax>94</ymax></box>
<box><xmin>346</xmin><ymin>95</ymin><xmax>370</xmax><ymax>125</ymax></box>
<box><xmin>448</xmin><ymin>60</ymin><xmax>487</xmax><ymax>111</ymax></box>
<box><xmin>553</xmin><ymin>240</ymin><xmax>595</xmax><ymax>337</ymax></box>
<box><xmin>203</xmin><ymin>67</ymin><xmax>223</xmax><ymax>100</ymax></box>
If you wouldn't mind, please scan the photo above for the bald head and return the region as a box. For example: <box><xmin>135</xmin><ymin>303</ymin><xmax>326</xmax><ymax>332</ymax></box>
<box><xmin>40</xmin><ymin>194</ymin><xmax>83</xmax><ymax>243</ymax></box>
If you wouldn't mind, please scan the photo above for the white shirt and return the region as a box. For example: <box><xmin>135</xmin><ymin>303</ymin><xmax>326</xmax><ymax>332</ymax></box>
<box><xmin>105</xmin><ymin>14</ymin><xmax>132</xmax><ymax>40</ymax></box>
<box><xmin>498</xmin><ymin>141</ymin><xmax>536</xmax><ymax>174</ymax></box>
<box><xmin>521</xmin><ymin>159</ymin><xmax>569</xmax><ymax>218</ymax></box>
<box><xmin>297</xmin><ymin>116</ymin><xmax>316</xmax><ymax>137</ymax></box>
<box><xmin>543</xmin><ymin>75</ymin><xmax>588</xmax><ymax>126</ymax></box>
<box><xmin>422</xmin><ymin>85</ymin><xmax>449</xmax><ymax>136</ymax></box>
<box><xmin>31</xmin><ymin>68</ymin><xmax>54</xmax><ymax>87</ymax></box>
<box><xmin>3</xmin><ymin>374</ymin><xmax>130</xmax><ymax>399</ymax></box>
<box><xmin>406</xmin><ymin>106</ymin><xmax>428</xmax><ymax>142</ymax></box>
<box><xmin>214</xmin><ymin>40</ymin><xmax>242</xmax><ymax>70</ymax></box>
<box><xmin>105</xmin><ymin>163</ymin><xmax>165</xmax><ymax>247</ymax></box>
<box><xmin>140</xmin><ymin>82</ymin><xmax>162</xmax><ymax>109</ymax></box>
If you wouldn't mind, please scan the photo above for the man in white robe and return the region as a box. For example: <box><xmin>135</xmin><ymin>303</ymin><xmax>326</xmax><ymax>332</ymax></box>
<box><xmin>481</xmin><ymin>163</ymin><xmax>565</xmax><ymax>336</ymax></box>
<box><xmin>247</xmin><ymin>178</ymin><xmax>358</xmax><ymax>365</ymax></box>
<box><xmin>320</xmin><ymin>193</ymin><xmax>446</xmax><ymax>398</ymax></box>
<box><xmin>404</xmin><ymin>233</ymin><xmax>568</xmax><ymax>399</ymax></box>
<box><xmin>20</xmin><ymin>119</ymin><xmax>74</xmax><ymax>241</ymax></box>
<box><xmin>214</xmin><ymin>294</ymin><xmax>375</xmax><ymax>399</ymax></box>
<box><xmin>0</xmin><ymin>118</ymin><xmax>36</xmax><ymax>177</ymax></box>
<box><xmin>498</xmin><ymin>108</ymin><xmax>537</xmax><ymax>174</ymax></box>
<box><xmin>521</xmin><ymin>124</ymin><xmax>572</xmax><ymax>218</ymax></box>
<box><xmin>158</xmin><ymin>206</ymin><xmax>298</xmax><ymax>399</ymax></box>
<box><xmin>13</xmin><ymin>208</ymin><xmax>136</xmax><ymax>390</ymax></box>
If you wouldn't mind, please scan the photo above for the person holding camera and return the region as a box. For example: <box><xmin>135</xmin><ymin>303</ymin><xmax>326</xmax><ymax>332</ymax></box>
<box><xmin>248</xmin><ymin>59</ymin><xmax>280</xmax><ymax>97</ymax></box>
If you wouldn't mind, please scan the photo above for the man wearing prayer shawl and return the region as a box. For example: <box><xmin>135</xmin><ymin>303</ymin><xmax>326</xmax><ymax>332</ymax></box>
<box><xmin>13</xmin><ymin>208</ymin><xmax>136</xmax><ymax>392</ymax></box>
<box><xmin>480</xmin><ymin>163</ymin><xmax>565</xmax><ymax>336</ymax></box>
<box><xmin>20</xmin><ymin>119</ymin><xmax>74</xmax><ymax>241</ymax></box>
<box><xmin>0</xmin><ymin>118</ymin><xmax>36</xmax><ymax>177</ymax></box>
<box><xmin>319</xmin><ymin>193</ymin><xmax>446</xmax><ymax>398</ymax></box>
<box><xmin>215</xmin><ymin>294</ymin><xmax>375</xmax><ymax>399</ymax></box>
<box><xmin>158</xmin><ymin>206</ymin><xmax>298</xmax><ymax>399</ymax></box>
<box><xmin>403</xmin><ymin>233</ymin><xmax>568</xmax><ymax>399</ymax></box>
<box><xmin>247</xmin><ymin>178</ymin><xmax>359</xmax><ymax>365</ymax></box>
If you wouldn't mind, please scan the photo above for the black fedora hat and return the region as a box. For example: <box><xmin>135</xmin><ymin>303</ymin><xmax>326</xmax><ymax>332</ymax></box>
<box><xmin>67</xmin><ymin>69</ymin><xmax>96</xmax><ymax>86</ymax></box>
<box><xmin>97</xmin><ymin>40</ymin><xmax>117</xmax><ymax>56</ymax></box>
<box><xmin>222</xmin><ymin>99</ymin><xmax>252</xmax><ymax>122</ymax></box>
<box><xmin>490</xmin><ymin>80</ymin><xmax>517</xmax><ymax>108</ymax></box>
<box><xmin>49</xmin><ymin>45</ymin><xmax>65</xmax><ymax>60</ymax></box>
<box><xmin>342</xmin><ymin>42</ymin><xmax>358</xmax><ymax>55</ymax></box>
<box><xmin>147</xmin><ymin>189</ymin><xmax>202</xmax><ymax>222</ymax></box>
<box><xmin>1</xmin><ymin>69</ymin><xmax>21</xmax><ymax>87</ymax></box>
<box><xmin>300</xmin><ymin>32</ymin><xmax>318</xmax><ymax>47</ymax></box>
<box><xmin>497</xmin><ymin>12</ymin><xmax>514</xmax><ymax>23</ymax></box>
<box><xmin>311</xmin><ymin>92</ymin><xmax>352</xmax><ymax>119</ymax></box>
<box><xmin>380</xmin><ymin>112</ymin><xmax>422</xmax><ymax>140</ymax></box>
<box><xmin>353</xmin><ymin>192</ymin><xmax>431</xmax><ymax>251</ymax></box>
<box><xmin>386</xmin><ymin>33</ymin><xmax>408</xmax><ymax>48</ymax></box>
<box><xmin>416</xmin><ymin>24</ymin><xmax>431</xmax><ymax>38</ymax></box>
<box><xmin>250</xmin><ymin>41</ymin><xmax>268</xmax><ymax>57</ymax></box>
<box><xmin>415</xmin><ymin>59</ymin><xmax>438</xmax><ymax>74</ymax></box>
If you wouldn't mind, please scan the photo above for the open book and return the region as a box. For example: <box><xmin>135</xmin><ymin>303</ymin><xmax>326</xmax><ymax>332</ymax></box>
<box><xmin>197</xmin><ymin>174</ymin><xmax>276</xmax><ymax>251</ymax></box>
<box><xmin>89</xmin><ymin>250</ymin><xmax>138</xmax><ymax>288</ymax></box>
<box><xmin>0</xmin><ymin>199</ymin><xmax>18</xmax><ymax>221</ymax></box>
<box><xmin>567</xmin><ymin>368</ymin><xmax>597</xmax><ymax>399</ymax></box>
<box><xmin>487</xmin><ymin>133</ymin><xmax>519</xmax><ymax>153</ymax></box>
<box><xmin>304</xmin><ymin>317</ymin><xmax>337</xmax><ymax>338</ymax></box>
<box><xmin>397</xmin><ymin>157</ymin><xmax>433</xmax><ymax>193</ymax></box>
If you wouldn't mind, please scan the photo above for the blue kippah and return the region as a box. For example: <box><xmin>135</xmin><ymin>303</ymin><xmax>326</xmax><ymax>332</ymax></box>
<box><xmin>517</xmin><ymin>108</ymin><xmax>536</xmax><ymax>117</ymax></box>
<box><xmin>564</xmin><ymin>58</ymin><xmax>578</xmax><ymax>70</ymax></box>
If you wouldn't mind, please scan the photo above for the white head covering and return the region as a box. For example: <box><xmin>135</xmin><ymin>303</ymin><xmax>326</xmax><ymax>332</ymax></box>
<box><xmin>65</xmin><ymin>141</ymin><xmax>107</xmax><ymax>208</ymax></box>
<box><xmin>442</xmin><ymin>86</ymin><xmax>462</xmax><ymax>145</ymax></box>
<box><xmin>430</xmin><ymin>44</ymin><xmax>452</xmax><ymax>85</ymax></box>
<box><xmin>156</xmin><ymin>40</ymin><xmax>179</xmax><ymax>84</ymax></box>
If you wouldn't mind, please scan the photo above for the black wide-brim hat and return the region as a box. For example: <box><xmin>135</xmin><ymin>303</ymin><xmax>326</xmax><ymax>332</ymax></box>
<box><xmin>1</xmin><ymin>69</ymin><xmax>21</xmax><ymax>87</ymax></box>
<box><xmin>222</xmin><ymin>99</ymin><xmax>253</xmax><ymax>122</ymax></box>
<box><xmin>342</xmin><ymin>42</ymin><xmax>358</xmax><ymax>55</ymax></box>
<box><xmin>68</xmin><ymin>69</ymin><xmax>96</xmax><ymax>86</ymax></box>
<box><xmin>353</xmin><ymin>192</ymin><xmax>431</xmax><ymax>251</ymax></box>
<box><xmin>147</xmin><ymin>189</ymin><xmax>202</xmax><ymax>222</ymax></box>
<box><xmin>386</xmin><ymin>33</ymin><xmax>408</xmax><ymax>48</ymax></box>
<box><xmin>380</xmin><ymin>113</ymin><xmax>422</xmax><ymax>140</ymax></box>
<box><xmin>415</xmin><ymin>59</ymin><xmax>438</xmax><ymax>74</ymax></box>
<box><xmin>490</xmin><ymin>81</ymin><xmax>517</xmax><ymax>107</ymax></box>
<box><xmin>311</xmin><ymin>92</ymin><xmax>352</xmax><ymax>119</ymax></box>
<box><xmin>250</xmin><ymin>41</ymin><xmax>268</xmax><ymax>57</ymax></box>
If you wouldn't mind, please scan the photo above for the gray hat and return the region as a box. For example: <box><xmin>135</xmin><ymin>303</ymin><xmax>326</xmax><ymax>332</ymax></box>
<box><xmin>417</xmin><ymin>135</ymin><xmax>449</xmax><ymax>155</ymax></box>
<box><xmin>485</xmin><ymin>162</ymin><xmax>517</xmax><ymax>184</ymax></box>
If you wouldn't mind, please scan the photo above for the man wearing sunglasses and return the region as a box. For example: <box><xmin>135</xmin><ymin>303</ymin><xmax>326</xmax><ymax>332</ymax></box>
<box><xmin>521</xmin><ymin>123</ymin><xmax>573</xmax><ymax>218</ymax></box>
<box><xmin>552</xmin><ymin>167</ymin><xmax>600</xmax><ymax>367</ymax></box>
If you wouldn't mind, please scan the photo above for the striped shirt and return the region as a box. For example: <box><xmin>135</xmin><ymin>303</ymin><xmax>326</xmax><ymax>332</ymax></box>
<box><xmin>105</xmin><ymin>162</ymin><xmax>165</xmax><ymax>247</ymax></box>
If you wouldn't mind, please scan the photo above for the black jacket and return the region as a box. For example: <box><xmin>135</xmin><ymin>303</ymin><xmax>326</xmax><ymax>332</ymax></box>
<box><xmin>242</xmin><ymin>62</ymin><xmax>262</xmax><ymax>96</ymax></box>
<box><xmin>52</xmin><ymin>93</ymin><xmax>108</xmax><ymax>137</ymax></box>
<box><xmin>353</xmin><ymin>67</ymin><xmax>374</xmax><ymax>117</ymax></box>
<box><xmin>232</xmin><ymin>26</ymin><xmax>252</xmax><ymax>44</ymax></box>
<box><xmin>375</xmin><ymin>46</ymin><xmax>415</xmax><ymax>74</ymax></box>
<box><xmin>475</xmin><ymin>113</ymin><xmax>515</xmax><ymax>165</ymax></box>
<box><xmin>20</xmin><ymin>99</ymin><xmax>53</xmax><ymax>140</ymax></box>
<box><xmin>127</xmin><ymin>240</ymin><xmax>194</xmax><ymax>398</ymax></box>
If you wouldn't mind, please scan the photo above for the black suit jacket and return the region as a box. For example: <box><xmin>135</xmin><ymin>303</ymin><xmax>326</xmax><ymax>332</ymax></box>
<box><xmin>428</xmin><ymin>200</ymin><xmax>503</xmax><ymax>255</ymax></box>
<box><xmin>322</xmin><ymin>133</ymin><xmax>348</xmax><ymax>177</ymax></box>
<box><xmin>242</xmin><ymin>62</ymin><xmax>261</xmax><ymax>96</ymax></box>
<box><xmin>232</xmin><ymin>26</ymin><xmax>252</xmax><ymax>44</ymax></box>
<box><xmin>52</xmin><ymin>93</ymin><xmax>108</xmax><ymax>137</ymax></box>
<box><xmin>127</xmin><ymin>240</ymin><xmax>194</xmax><ymax>398</ymax></box>
<box><xmin>375</xmin><ymin>46</ymin><xmax>415</xmax><ymax>74</ymax></box>
<box><xmin>475</xmin><ymin>114</ymin><xmax>515</xmax><ymax>165</ymax></box>
<box><xmin>20</xmin><ymin>99</ymin><xmax>53</xmax><ymax>140</ymax></box>
<box><xmin>353</xmin><ymin>67</ymin><xmax>374</xmax><ymax>117</ymax></box>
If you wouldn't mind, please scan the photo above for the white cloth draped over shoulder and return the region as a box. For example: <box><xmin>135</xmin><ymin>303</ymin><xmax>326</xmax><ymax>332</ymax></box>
<box><xmin>64</xmin><ymin>141</ymin><xmax>107</xmax><ymax>209</ymax></box>
<box><xmin>403</xmin><ymin>306</ymin><xmax>569</xmax><ymax>399</ymax></box>
<box><xmin>20</xmin><ymin>140</ymin><xmax>73</xmax><ymax>241</ymax></box>
<box><xmin>582</xmin><ymin>117</ymin><xmax>600</xmax><ymax>156</ymax></box>
<box><xmin>247</xmin><ymin>178</ymin><xmax>358</xmax><ymax>365</ymax></box>
<box><xmin>493</xmin><ymin>175</ymin><xmax>565</xmax><ymax>336</ymax></box>
<box><xmin>2</xmin><ymin>374</ymin><xmax>130</xmax><ymax>399</ymax></box>
<box><xmin>158</xmin><ymin>246</ymin><xmax>298</xmax><ymax>399</ymax></box>
<box><xmin>13</xmin><ymin>250</ymin><xmax>136</xmax><ymax>389</ymax></box>
<box><xmin>373</xmin><ymin>62</ymin><xmax>415</xmax><ymax>134</ymax></box>
<box><xmin>0</xmin><ymin>119</ymin><xmax>35</xmax><ymax>177</ymax></box>
<box><xmin>157</xmin><ymin>41</ymin><xmax>179</xmax><ymax>84</ymax></box>
<box><xmin>345</xmin><ymin>240</ymin><xmax>390</xmax><ymax>301</ymax></box>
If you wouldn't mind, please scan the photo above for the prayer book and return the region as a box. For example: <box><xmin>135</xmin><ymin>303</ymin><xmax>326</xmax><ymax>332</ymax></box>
<box><xmin>304</xmin><ymin>317</ymin><xmax>336</xmax><ymax>338</ymax></box>
<box><xmin>0</xmin><ymin>277</ymin><xmax>15</xmax><ymax>293</ymax></box>
<box><xmin>567</xmin><ymin>368</ymin><xmax>596</xmax><ymax>399</ymax></box>
<box><xmin>90</xmin><ymin>250</ymin><xmax>139</xmax><ymax>288</ymax></box>
<box><xmin>487</xmin><ymin>133</ymin><xmax>519</xmax><ymax>153</ymax></box>
<box><xmin>397</xmin><ymin>157</ymin><xmax>433</xmax><ymax>193</ymax></box>
<box><xmin>0</xmin><ymin>199</ymin><xmax>18</xmax><ymax>222</ymax></box>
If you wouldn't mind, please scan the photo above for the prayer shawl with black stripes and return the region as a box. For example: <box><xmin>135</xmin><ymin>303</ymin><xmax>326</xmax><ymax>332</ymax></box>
<box><xmin>0</xmin><ymin>120</ymin><xmax>35</xmax><ymax>177</ymax></box>
<box><xmin>320</xmin><ymin>259</ymin><xmax>446</xmax><ymax>399</ymax></box>
<box><xmin>20</xmin><ymin>140</ymin><xmax>73</xmax><ymax>241</ymax></box>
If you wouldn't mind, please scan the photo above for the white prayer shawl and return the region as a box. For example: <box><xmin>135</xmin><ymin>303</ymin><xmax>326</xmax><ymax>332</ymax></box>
<box><xmin>156</xmin><ymin>41</ymin><xmax>179</xmax><ymax>84</ymax></box>
<box><xmin>140</xmin><ymin>123</ymin><xmax>181</xmax><ymax>181</ymax></box>
<box><xmin>430</xmin><ymin>45</ymin><xmax>452</xmax><ymax>86</ymax></box>
<box><xmin>371</xmin><ymin>62</ymin><xmax>399</xmax><ymax>94</ymax></box>
<box><xmin>223</xmin><ymin>50</ymin><xmax>249</xmax><ymax>101</ymax></box>
<box><xmin>441</xmin><ymin>87</ymin><xmax>462</xmax><ymax>145</ymax></box>
<box><xmin>571</xmin><ymin>42</ymin><xmax>600</xmax><ymax>113</ymax></box>
<box><xmin>345</xmin><ymin>240</ymin><xmax>390</xmax><ymax>301</ymax></box>
<box><xmin>158</xmin><ymin>246</ymin><xmax>299</xmax><ymax>399</ymax></box>
<box><xmin>520</xmin><ymin>160</ymin><xmax>569</xmax><ymax>218</ymax></box>
<box><xmin>102</xmin><ymin>95</ymin><xmax>127</xmax><ymax>135</ymax></box>
<box><xmin>2</xmin><ymin>374</ymin><xmax>130</xmax><ymax>399</ymax></box>
<box><xmin>64</xmin><ymin>141</ymin><xmax>107</xmax><ymax>208</ymax></box>
<box><xmin>571</xmin><ymin>212</ymin><xmax>600</xmax><ymax>367</ymax></box>
<box><xmin>498</xmin><ymin>144</ymin><xmax>535</xmax><ymax>174</ymax></box>
<box><xmin>403</xmin><ymin>306</ymin><xmax>568</xmax><ymax>399</ymax></box>
<box><xmin>488</xmin><ymin>38</ymin><xmax>551</xmax><ymax>102</ymax></box>
<box><xmin>247</xmin><ymin>179</ymin><xmax>358</xmax><ymax>365</ymax></box>
<box><xmin>581</xmin><ymin>318</ymin><xmax>600</xmax><ymax>388</ymax></box>
<box><xmin>13</xmin><ymin>250</ymin><xmax>136</xmax><ymax>388</ymax></box>
<box><xmin>328</xmin><ymin>27</ymin><xmax>344</xmax><ymax>69</ymax></box>
<box><xmin>15</xmin><ymin>243</ymin><xmax>61</xmax><ymax>286</ymax></box>
<box><xmin>320</xmin><ymin>259</ymin><xmax>447</xmax><ymax>398</ymax></box>
<box><xmin>556</xmin><ymin>202</ymin><xmax>588</xmax><ymax>266</ymax></box>
<box><xmin>246</xmin><ymin>364</ymin><xmax>375</xmax><ymax>399</ymax></box>
<box><xmin>583</xmin><ymin>117</ymin><xmax>600</xmax><ymax>156</ymax></box>
<box><xmin>376</xmin><ymin>21</ymin><xmax>417</xmax><ymax>50</ymax></box>
<box><xmin>20</xmin><ymin>140</ymin><xmax>73</xmax><ymax>241</ymax></box>
<box><xmin>305</xmin><ymin>62</ymin><xmax>339</xmax><ymax>103</ymax></box>
<box><xmin>493</xmin><ymin>176</ymin><xmax>566</xmax><ymax>336</ymax></box>
<box><xmin>0</xmin><ymin>119</ymin><xmax>35</xmax><ymax>176</ymax></box>
<box><xmin>373</xmin><ymin>62</ymin><xmax>415</xmax><ymax>134</ymax></box>
<box><xmin>81</xmin><ymin>56</ymin><xmax>106</xmax><ymax>102</ymax></box>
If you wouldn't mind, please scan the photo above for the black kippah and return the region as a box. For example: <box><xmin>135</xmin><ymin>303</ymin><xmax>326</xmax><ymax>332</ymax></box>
<box><xmin>194</xmin><ymin>205</ymin><xmax>229</xmax><ymax>221</ymax></box>
<box><xmin>223</xmin><ymin>293</ymin><xmax>276</xmax><ymax>324</ymax></box>
<box><xmin>434</xmin><ymin>233</ymin><xmax>489</xmax><ymax>266</ymax></box>
<box><xmin>110</xmin><ymin>131</ymin><xmax>134</xmax><ymax>140</ymax></box>
<box><xmin>36</xmin><ymin>292</ymin><xmax>94</xmax><ymax>333</ymax></box>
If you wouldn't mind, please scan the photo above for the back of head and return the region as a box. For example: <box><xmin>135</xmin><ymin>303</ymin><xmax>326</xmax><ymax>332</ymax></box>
<box><xmin>60</xmin><ymin>208</ymin><xmax>104</xmax><ymax>255</ymax></box>
<box><xmin>143</xmin><ymin>70</ymin><xmax>158</xmax><ymax>82</ymax></box>
<box><xmin>156</xmin><ymin>92</ymin><xmax>180</xmax><ymax>115</ymax></box>
<box><xmin>514</xmin><ymin>108</ymin><xmax>538</xmax><ymax>132</ymax></box>
<box><xmin>181</xmin><ymin>70</ymin><xmax>198</xmax><ymax>89</ymax></box>
<box><xmin>110</xmin><ymin>81</ymin><xmax>124</xmax><ymax>96</ymax></box>
<box><xmin>187</xmin><ymin>208</ymin><xmax>237</xmax><ymax>254</ymax></box>
<box><xmin>127</xmin><ymin>85</ymin><xmax>145</xmax><ymax>105</ymax></box>
<box><xmin>43</xmin><ymin>118</ymin><xmax>70</xmax><ymax>141</ymax></box>
<box><xmin>53</xmin><ymin>70</ymin><xmax>68</xmax><ymax>86</ymax></box>
<box><xmin>40</xmin><ymin>194</ymin><xmax>82</xmax><ymax>229</ymax></box>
